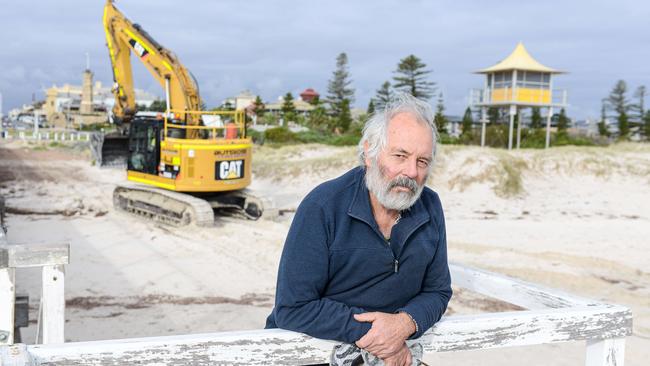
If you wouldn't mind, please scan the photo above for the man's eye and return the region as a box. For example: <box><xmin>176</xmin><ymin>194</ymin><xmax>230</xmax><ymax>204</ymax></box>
<box><xmin>418</xmin><ymin>160</ymin><xmax>429</xmax><ymax>168</ymax></box>
<box><xmin>394</xmin><ymin>154</ymin><xmax>406</xmax><ymax>159</ymax></box>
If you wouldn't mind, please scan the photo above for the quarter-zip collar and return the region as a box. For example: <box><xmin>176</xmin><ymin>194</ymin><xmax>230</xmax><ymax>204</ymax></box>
<box><xmin>347</xmin><ymin>167</ymin><xmax>430</xmax><ymax>257</ymax></box>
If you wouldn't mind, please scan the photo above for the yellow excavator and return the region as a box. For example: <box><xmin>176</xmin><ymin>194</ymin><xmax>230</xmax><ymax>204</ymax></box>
<box><xmin>95</xmin><ymin>0</ymin><xmax>262</xmax><ymax>225</ymax></box>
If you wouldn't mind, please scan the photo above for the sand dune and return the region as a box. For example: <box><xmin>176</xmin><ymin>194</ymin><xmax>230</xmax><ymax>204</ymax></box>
<box><xmin>1</xmin><ymin>140</ymin><xmax>648</xmax><ymax>365</ymax></box>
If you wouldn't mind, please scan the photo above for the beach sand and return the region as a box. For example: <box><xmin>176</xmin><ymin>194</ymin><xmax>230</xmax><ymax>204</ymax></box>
<box><xmin>1</xmin><ymin>140</ymin><xmax>648</xmax><ymax>365</ymax></box>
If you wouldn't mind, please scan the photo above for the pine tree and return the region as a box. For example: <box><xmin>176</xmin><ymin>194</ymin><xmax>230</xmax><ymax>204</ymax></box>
<box><xmin>643</xmin><ymin>110</ymin><xmax>650</xmax><ymax>141</ymax></box>
<box><xmin>253</xmin><ymin>96</ymin><xmax>265</xmax><ymax>117</ymax></box>
<box><xmin>488</xmin><ymin>107</ymin><xmax>501</xmax><ymax>124</ymax></box>
<box><xmin>393</xmin><ymin>55</ymin><xmax>436</xmax><ymax>100</ymax></box>
<box><xmin>557</xmin><ymin>108</ymin><xmax>570</xmax><ymax>135</ymax></box>
<box><xmin>633</xmin><ymin>86</ymin><xmax>646</xmax><ymax>132</ymax></box>
<box><xmin>309</xmin><ymin>95</ymin><xmax>321</xmax><ymax>106</ymax></box>
<box><xmin>367</xmin><ymin>99</ymin><xmax>376</xmax><ymax>115</ymax></box>
<box><xmin>433</xmin><ymin>93</ymin><xmax>448</xmax><ymax>134</ymax></box>
<box><xmin>374</xmin><ymin>81</ymin><xmax>392</xmax><ymax>110</ymax></box>
<box><xmin>633</xmin><ymin>86</ymin><xmax>646</xmax><ymax>118</ymax></box>
<box><xmin>281</xmin><ymin>92</ymin><xmax>297</xmax><ymax>123</ymax></box>
<box><xmin>607</xmin><ymin>80</ymin><xmax>630</xmax><ymax>139</ymax></box>
<box><xmin>327</xmin><ymin>52</ymin><xmax>355</xmax><ymax>118</ymax></box>
<box><xmin>597</xmin><ymin>100</ymin><xmax>610</xmax><ymax>138</ymax></box>
<box><xmin>530</xmin><ymin>107</ymin><xmax>542</xmax><ymax>129</ymax></box>
<box><xmin>308</xmin><ymin>105</ymin><xmax>329</xmax><ymax>130</ymax></box>
<box><xmin>460</xmin><ymin>107</ymin><xmax>474</xmax><ymax>140</ymax></box>
<box><xmin>335</xmin><ymin>99</ymin><xmax>352</xmax><ymax>133</ymax></box>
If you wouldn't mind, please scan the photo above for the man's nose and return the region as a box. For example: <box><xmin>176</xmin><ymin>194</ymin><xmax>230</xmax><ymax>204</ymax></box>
<box><xmin>403</xmin><ymin>158</ymin><xmax>418</xmax><ymax>179</ymax></box>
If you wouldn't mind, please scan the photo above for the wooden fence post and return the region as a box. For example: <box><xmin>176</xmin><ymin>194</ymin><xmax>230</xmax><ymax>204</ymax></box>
<box><xmin>585</xmin><ymin>337</ymin><xmax>625</xmax><ymax>366</ymax></box>
<box><xmin>0</xmin><ymin>267</ymin><xmax>15</xmax><ymax>345</ymax></box>
<box><xmin>42</xmin><ymin>265</ymin><xmax>65</xmax><ymax>344</ymax></box>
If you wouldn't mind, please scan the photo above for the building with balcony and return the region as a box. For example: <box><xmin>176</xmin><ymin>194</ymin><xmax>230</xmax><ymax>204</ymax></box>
<box><xmin>469</xmin><ymin>43</ymin><xmax>568</xmax><ymax>149</ymax></box>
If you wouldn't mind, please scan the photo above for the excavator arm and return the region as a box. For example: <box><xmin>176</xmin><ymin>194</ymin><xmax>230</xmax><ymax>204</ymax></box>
<box><xmin>102</xmin><ymin>0</ymin><xmax>201</xmax><ymax>126</ymax></box>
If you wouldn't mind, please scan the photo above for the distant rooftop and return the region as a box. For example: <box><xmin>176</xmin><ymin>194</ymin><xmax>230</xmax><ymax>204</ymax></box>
<box><xmin>476</xmin><ymin>42</ymin><xmax>564</xmax><ymax>74</ymax></box>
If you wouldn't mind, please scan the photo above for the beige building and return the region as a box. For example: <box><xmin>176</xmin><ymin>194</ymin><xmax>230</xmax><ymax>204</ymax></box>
<box><xmin>44</xmin><ymin>69</ymin><xmax>157</xmax><ymax>128</ymax></box>
<box><xmin>221</xmin><ymin>90</ymin><xmax>256</xmax><ymax>111</ymax></box>
<box><xmin>264</xmin><ymin>96</ymin><xmax>315</xmax><ymax>117</ymax></box>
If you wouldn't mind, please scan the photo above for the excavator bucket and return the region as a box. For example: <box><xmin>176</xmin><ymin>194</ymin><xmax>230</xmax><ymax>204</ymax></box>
<box><xmin>90</xmin><ymin>132</ymin><xmax>129</xmax><ymax>167</ymax></box>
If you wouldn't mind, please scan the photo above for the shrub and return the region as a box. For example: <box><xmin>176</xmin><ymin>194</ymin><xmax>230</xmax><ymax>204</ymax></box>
<box><xmin>77</xmin><ymin>122</ymin><xmax>113</xmax><ymax>132</ymax></box>
<box><xmin>264</xmin><ymin>127</ymin><xmax>296</xmax><ymax>143</ymax></box>
<box><xmin>328</xmin><ymin>134</ymin><xmax>360</xmax><ymax>146</ymax></box>
<box><xmin>438</xmin><ymin>133</ymin><xmax>460</xmax><ymax>145</ymax></box>
<box><xmin>247</xmin><ymin>129</ymin><xmax>264</xmax><ymax>144</ymax></box>
<box><xmin>295</xmin><ymin>130</ymin><xmax>328</xmax><ymax>144</ymax></box>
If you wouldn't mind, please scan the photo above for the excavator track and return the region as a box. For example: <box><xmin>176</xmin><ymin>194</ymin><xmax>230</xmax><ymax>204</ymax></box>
<box><xmin>201</xmin><ymin>190</ymin><xmax>264</xmax><ymax>221</ymax></box>
<box><xmin>112</xmin><ymin>185</ymin><xmax>264</xmax><ymax>226</ymax></box>
<box><xmin>113</xmin><ymin>184</ymin><xmax>214</xmax><ymax>227</ymax></box>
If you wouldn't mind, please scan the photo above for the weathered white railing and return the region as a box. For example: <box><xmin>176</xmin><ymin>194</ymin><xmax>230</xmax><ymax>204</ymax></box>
<box><xmin>0</xmin><ymin>131</ymin><xmax>90</xmax><ymax>142</ymax></box>
<box><xmin>0</xmin><ymin>235</ymin><xmax>69</xmax><ymax>346</ymax></box>
<box><xmin>0</xmin><ymin>262</ymin><xmax>631</xmax><ymax>365</ymax></box>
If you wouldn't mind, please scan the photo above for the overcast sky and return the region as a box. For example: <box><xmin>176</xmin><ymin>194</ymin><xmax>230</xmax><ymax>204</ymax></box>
<box><xmin>1</xmin><ymin>0</ymin><xmax>649</xmax><ymax>120</ymax></box>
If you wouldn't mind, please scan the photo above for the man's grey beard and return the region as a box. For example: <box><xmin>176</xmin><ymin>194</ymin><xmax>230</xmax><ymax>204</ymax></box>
<box><xmin>365</xmin><ymin>160</ymin><xmax>426</xmax><ymax>211</ymax></box>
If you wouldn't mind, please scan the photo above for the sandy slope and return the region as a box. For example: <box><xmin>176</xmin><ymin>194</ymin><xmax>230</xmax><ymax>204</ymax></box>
<box><xmin>1</xmin><ymin>140</ymin><xmax>649</xmax><ymax>365</ymax></box>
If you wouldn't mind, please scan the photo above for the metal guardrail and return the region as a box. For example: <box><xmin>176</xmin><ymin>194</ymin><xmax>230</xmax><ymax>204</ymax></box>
<box><xmin>0</xmin><ymin>262</ymin><xmax>631</xmax><ymax>365</ymax></box>
<box><xmin>163</xmin><ymin>109</ymin><xmax>247</xmax><ymax>141</ymax></box>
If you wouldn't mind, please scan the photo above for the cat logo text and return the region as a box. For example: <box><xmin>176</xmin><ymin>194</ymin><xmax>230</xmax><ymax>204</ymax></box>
<box><xmin>215</xmin><ymin>160</ymin><xmax>244</xmax><ymax>180</ymax></box>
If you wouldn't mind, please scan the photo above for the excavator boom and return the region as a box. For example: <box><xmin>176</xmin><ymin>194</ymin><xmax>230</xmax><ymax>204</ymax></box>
<box><xmin>103</xmin><ymin>0</ymin><xmax>200</xmax><ymax>125</ymax></box>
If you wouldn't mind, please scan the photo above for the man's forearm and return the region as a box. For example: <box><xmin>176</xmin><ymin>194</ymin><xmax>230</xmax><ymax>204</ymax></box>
<box><xmin>397</xmin><ymin>288</ymin><xmax>451</xmax><ymax>338</ymax></box>
<box><xmin>273</xmin><ymin>297</ymin><xmax>372</xmax><ymax>343</ymax></box>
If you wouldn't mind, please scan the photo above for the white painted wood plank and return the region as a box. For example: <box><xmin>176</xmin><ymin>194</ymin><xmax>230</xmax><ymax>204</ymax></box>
<box><xmin>0</xmin><ymin>267</ymin><xmax>15</xmax><ymax>345</ymax></box>
<box><xmin>450</xmin><ymin>262</ymin><xmax>598</xmax><ymax>309</ymax></box>
<box><xmin>3</xmin><ymin>244</ymin><xmax>69</xmax><ymax>269</ymax></box>
<box><xmin>29</xmin><ymin>329</ymin><xmax>338</xmax><ymax>365</ymax></box>
<box><xmin>585</xmin><ymin>338</ymin><xmax>626</xmax><ymax>366</ymax></box>
<box><xmin>23</xmin><ymin>305</ymin><xmax>631</xmax><ymax>365</ymax></box>
<box><xmin>41</xmin><ymin>265</ymin><xmax>65</xmax><ymax>344</ymax></box>
<box><xmin>421</xmin><ymin>306</ymin><xmax>631</xmax><ymax>352</ymax></box>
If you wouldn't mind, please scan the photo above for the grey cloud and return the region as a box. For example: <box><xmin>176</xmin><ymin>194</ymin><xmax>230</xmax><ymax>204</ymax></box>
<box><xmin>1</xmin><ymin>0</ymin><xmax>649</xmax><ymax>120</ymax></box>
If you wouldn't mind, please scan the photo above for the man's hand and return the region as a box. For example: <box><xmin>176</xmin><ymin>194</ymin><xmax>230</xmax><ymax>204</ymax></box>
<box><xmin>382</xmin><ymin>343</ymin><xmax>412</xmax><ymax>366</ymax></box>
<box><xmin>354</xmin><ymin>312</ymin><xmax>416</xmax><ymax>358</ymax></box>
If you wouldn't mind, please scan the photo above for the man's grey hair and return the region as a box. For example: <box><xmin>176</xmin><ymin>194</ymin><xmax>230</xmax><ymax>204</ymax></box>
<box><xmin>358</xmin><ymin>92</ymin><xmax>438</xmax><ymax>166</ymax></box>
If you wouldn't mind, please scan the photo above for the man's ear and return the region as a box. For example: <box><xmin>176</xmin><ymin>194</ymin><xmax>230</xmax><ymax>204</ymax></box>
<box><xmin>363</xmin><ymin>141</ymin><xmax>371</xmax><ymax>168</ymax></box>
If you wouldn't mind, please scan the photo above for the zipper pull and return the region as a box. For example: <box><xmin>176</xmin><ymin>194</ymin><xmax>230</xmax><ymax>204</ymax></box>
<box><xmin>394</xmin><ymin>259</ymin><xmax>399</xmax><ymax>273</ymax></box>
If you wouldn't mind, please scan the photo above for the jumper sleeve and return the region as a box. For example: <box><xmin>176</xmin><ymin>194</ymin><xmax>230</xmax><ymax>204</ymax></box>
<box><xmin>271</xmin><ymin>199</ymin><xmax>372</xmax><ymax>343</ymax></box>
<box><xmin>397</xmin><ymin>197</ymin><xmax>452</xmax><ymax>339</ymax></box>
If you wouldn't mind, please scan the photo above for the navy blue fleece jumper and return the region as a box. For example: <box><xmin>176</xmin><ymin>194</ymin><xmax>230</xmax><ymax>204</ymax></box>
<box><xmin>266</xmin><ymin>166</ymin><xmax>452</xmax><ymax>343</ymax></box>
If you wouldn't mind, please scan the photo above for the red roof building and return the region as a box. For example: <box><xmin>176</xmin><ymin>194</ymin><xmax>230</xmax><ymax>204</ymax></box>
<box><xmin>299</xmin><ymin>88</ymin><xmax>319</xmax><ymax>103</ymax></box>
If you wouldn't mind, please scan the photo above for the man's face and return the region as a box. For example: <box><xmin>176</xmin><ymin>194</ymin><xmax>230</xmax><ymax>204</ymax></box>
<box><xmin>365</xmin><ymin>112</ymin><xmax>433</xmax><ymax>211</ymax></box>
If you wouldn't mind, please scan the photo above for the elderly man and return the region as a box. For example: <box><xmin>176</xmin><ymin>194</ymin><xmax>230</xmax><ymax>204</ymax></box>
<box><xmin>266</xmin><ymin>93</ymin><xmax>452</xmax><ymax>366</ymax></box>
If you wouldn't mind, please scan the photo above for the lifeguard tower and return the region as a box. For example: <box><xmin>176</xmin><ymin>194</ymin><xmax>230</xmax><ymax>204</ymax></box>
<box><xmin>470</xmin><ymin>43</ymin><xmax>568</xmax><ymax>149</ymax></box>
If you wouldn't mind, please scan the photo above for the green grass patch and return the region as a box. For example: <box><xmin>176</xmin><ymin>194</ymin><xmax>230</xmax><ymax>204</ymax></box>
<box><xmin>48</xmin><ymin>141</ymin><xmax>66</xmax><ymax>148</ymax></box>
<box><xmin>257</xmin><ymin>126</ymin><xmax>361</xmax><ymax>147</ymax></box>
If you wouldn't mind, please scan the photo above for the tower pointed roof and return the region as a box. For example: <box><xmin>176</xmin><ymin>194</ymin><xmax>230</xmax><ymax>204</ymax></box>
<box><xmin>476</xmin><ymin>43</ymin><xmax>563</xmax><ymax>74</ymax></box>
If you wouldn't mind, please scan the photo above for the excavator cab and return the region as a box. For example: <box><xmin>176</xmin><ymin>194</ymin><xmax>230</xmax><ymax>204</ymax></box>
<box><xmin>127</xmin><ymin>117</ymin><xmax>163</xmax><ymax>176</ymax></box>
